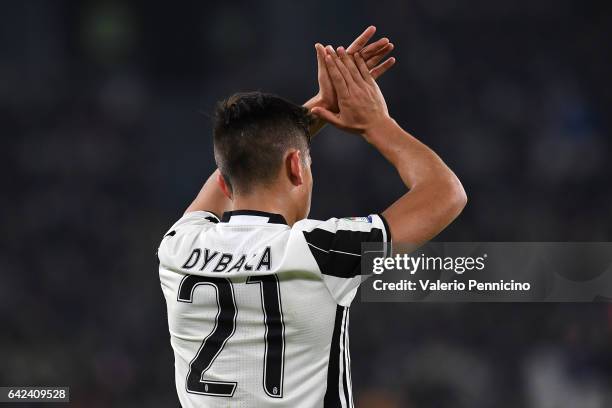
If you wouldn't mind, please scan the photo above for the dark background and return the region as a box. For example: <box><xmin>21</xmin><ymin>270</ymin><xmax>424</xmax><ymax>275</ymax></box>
<box><xmin>2</xmin><ymin>1</ymin><xmax>611</xmax><ymax>407</ymax></box>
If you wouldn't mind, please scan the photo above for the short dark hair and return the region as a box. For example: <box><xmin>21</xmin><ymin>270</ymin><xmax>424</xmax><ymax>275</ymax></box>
<box><xmin>213</xmin><ymin>91</ymin><xmax>313</xmax><ymax>194</ymax></box>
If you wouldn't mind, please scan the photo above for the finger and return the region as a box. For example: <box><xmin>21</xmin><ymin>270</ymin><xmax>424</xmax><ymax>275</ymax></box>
<box><xmin>328</xmin><ymin>47</ymin><xmax>355</xmax><ymax>89</ymax></box>
<box><xmin>325</xmin><ymin>54</ymin><xmax>349</xmax><ymax>97</ymax></box>
<box><xmin>365</xmin><ymin>43</ymin><xmax>394</xmax><ymax>69</ymax></box>
<box><xmin>370</xmin><ymin>57</ymin><xmax>396</xmax><ymax>80</ymax></box>
<box><xmin>311</xmin><ymin>107</ymin><xmax>344</xmax><ymax>127</ymax></box>
<box><xmin>315</xmin><ymin>43</ymin><xmax>327</xmax><ymax>73</ymax></box>
<box><xmin>360</xmin><ymin>37</ymin><xmax>390</xmax><ymax>59</ymax></box>
<box><xmin>354</xmin><ymin>52</ymin><xmax>374</xmax><ymax>83</ymax></box>
<box><xmin>346</xmin><ymin>25</ymin><xmax>376</xmax><ymax>54</ymax></box>
<box><xmin>325</xmin><ymin>45</ymin><xmax>337</xmax><ymax>57</ymax></box>
<box><xmin>337</xmin><ymin>46</ymin><xmax>363</xmax><ymax>86</ymax></box>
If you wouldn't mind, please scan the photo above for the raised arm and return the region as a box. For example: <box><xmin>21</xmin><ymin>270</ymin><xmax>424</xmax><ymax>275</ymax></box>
<box><xmin>365</xmin><ymin>119</ymin><xmax>466</xmax><ymax>243</ymax></box>
<box><xmin>311</xmin><ymin>48</ymin><xmax>466</xmax><ymax>244</ymax></box>
<box><xmin>184</xmin><ymin>169</ymin><xmax>232</xmax><ymax>216</ymax></box>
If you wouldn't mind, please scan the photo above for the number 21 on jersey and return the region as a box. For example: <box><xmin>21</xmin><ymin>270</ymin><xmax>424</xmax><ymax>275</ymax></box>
<box><xmin>177</xmin><ymin>275</ymin><xmax>285</xmax><ymax>398</ymax></box>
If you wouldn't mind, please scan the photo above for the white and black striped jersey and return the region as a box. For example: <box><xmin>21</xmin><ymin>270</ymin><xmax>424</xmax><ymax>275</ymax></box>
<box><xmin>158</xmin><ymin>209</ymin><xmax>391</xmax><ymax>408</ymax></box>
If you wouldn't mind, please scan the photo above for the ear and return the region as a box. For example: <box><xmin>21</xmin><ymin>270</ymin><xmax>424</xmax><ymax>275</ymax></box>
<box><xmin>216</xmin><ymin>172</ymin><xmax>233</xmax><ymax>200</ymax></box>
<box><xmin>286</xmin><ymin>150</ymin><xmax>304</xmax><ymax>187</ymax></box>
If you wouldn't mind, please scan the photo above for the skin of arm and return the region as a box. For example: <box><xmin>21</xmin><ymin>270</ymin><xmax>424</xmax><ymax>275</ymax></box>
<box><xmin>311</xmin><ymin>48</ymin><xmax>467</xmax><ymax>244</ymax></box>
<box><xmin>186</xmin><ymin>27</ymin><xmax>397</xmax><ymax>214</ymax></box>
<box><xmin>367</xmin><ymin>119</ymin><xmax>466</xmax><ymax>244</ymax></box>
<box><xmin>184</xmin><ymin>169</ymin><xmax>232</xmax><ymax>216</ymax></box>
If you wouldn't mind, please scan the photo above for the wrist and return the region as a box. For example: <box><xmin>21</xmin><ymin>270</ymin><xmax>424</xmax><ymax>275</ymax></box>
<box><xmin>362</xmin><ymin>116</ymin><xmax>397</xmax><ymax>142</ymax></box>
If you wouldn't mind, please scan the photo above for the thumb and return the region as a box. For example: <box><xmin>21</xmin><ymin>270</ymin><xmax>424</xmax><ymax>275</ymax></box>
<box><xmin>311</xmin><ymin>107</ymin><xmax>343</xmax><ymax>127</ymax></box>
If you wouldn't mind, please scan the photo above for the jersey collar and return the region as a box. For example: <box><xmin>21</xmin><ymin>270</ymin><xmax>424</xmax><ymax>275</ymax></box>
<box><xmin>221</xmin><ymin>210</ymin><xmax>288</xmax><ymax>225</ymax></box>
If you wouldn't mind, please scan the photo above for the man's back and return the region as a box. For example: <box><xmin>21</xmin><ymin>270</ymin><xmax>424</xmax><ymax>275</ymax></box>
<box><xmin>158</xmin><ymin>210</ymin><xmax>390</xmax><ymax>407</ymax></box>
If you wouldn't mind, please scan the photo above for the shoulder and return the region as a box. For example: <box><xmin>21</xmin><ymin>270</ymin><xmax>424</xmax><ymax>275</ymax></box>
<box><xmin>163</xmin><ymin>210</ymin><xmax>220</xmax><ymax>236</ymax></box>
<box><xmin>158</xmin><ymin>211</ymin><xmax>219</xmax><ymax>256</ymax></box>
<box><xmin>291</xmin><ymin>214</ymin><xmax>390</xmax><ymax>306</ymax></box>
<box><xmin>291</xmin><ymin>214</ymin><xmax>391</xmax><ymax>271</ymax></box>
<box><xmin>157</xmin><ymin>211</ymin><xmax>222</xmax><ymax>272</ymax></box>
<box><xmin>175</xmin><ymin>210</ymin><xmax>220</xmax><ymax>226</ymax></box>
<box><xmin>293</xmin><ymin>214</ymin><xmax>391</xmax><ymax>239</ymax></box>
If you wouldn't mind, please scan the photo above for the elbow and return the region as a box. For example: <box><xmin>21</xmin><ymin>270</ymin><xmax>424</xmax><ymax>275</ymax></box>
<box><xmin>444</xmin><ymin>173</ymin><xmax>467</xmax><ymax>218</ymax></box>
<box><xmin>427</xmin><ymin>171</ymin><xmax>466</xmax><ymax>221</ymax></box>
<box><xmin>382</xmin><ymin>171</ymin><xmax>466</xmax><ymax>244</ymax></box>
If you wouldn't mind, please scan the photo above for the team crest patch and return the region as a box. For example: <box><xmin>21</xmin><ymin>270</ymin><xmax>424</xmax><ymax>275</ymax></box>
<box><xmin>343</xmin><ymin>216</ymin><xmax>373</xmax><ymax>223</ymax></box>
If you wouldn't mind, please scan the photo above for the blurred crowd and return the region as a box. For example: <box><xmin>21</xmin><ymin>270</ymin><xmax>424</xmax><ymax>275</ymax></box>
<box><xmin>1</xmin><ymin>1</ymin><xmax>611</xmax><ymax>406</ymax></box>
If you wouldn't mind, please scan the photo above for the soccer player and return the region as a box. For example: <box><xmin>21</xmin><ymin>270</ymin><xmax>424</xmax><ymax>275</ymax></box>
<box><xmin>158</xmin><ymin>27</ymin><xmax>466</xmax><ymax>407</ymax></box>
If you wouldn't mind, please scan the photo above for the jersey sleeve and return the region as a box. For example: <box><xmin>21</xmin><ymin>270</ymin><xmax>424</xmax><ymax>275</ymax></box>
<box><xmin>298</xmin><ymin>214</ymin><xmax>391</xmax><ymax>306</ymax></box>
<box><xmin>157</xmin><ymin>210</ymin><xmax>220</xmax><ymax>270</ymax></box>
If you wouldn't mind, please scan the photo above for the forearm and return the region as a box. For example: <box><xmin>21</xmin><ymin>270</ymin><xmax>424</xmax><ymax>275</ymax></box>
<box><xmin>365</xmin><ymin>118</ymin><xmax>457</xmax><ymax>189</ymax></box>
<box><xmin>366</xmin><ymin>118</ymin><xmax>467</xmax><ymax>242</ymax></box>
<box><xmin>185</xmin><ymin>169</ymin><xmax>232</xmax><ymax>217</ymax></box>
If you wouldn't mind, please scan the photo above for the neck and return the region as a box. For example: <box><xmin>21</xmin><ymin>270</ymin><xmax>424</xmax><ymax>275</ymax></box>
<box><xmin>231</xmin><ymin>190</ymin><xmax>297</xmax><ymax>225</ymax></box>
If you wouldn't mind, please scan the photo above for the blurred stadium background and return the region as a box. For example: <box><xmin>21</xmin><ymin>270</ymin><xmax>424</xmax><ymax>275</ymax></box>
<box><xmin>2</xmin><ymin>1</ymin><xmax>611</xmax><ymax>407</ymax></box>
